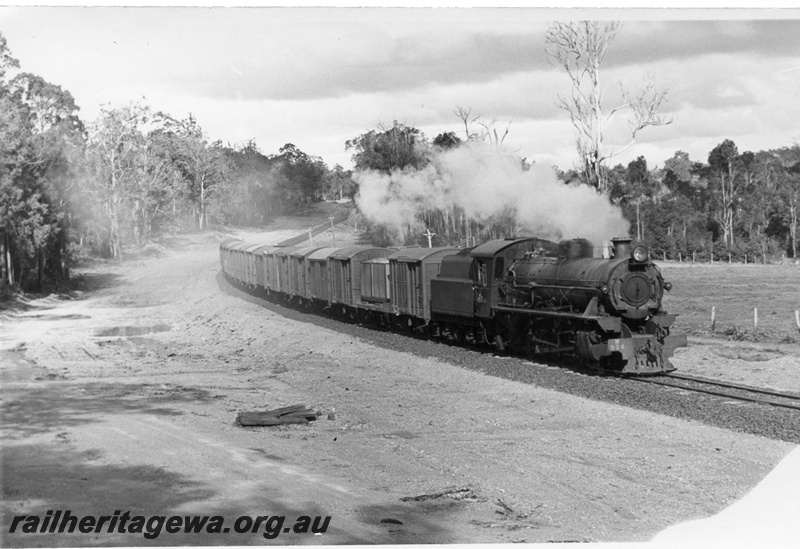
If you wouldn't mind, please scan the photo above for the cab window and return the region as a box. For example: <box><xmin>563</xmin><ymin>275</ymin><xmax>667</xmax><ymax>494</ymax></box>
<box><xmin>476</xmin><ymin>260</ymin><xmax>487</xmax><ymax>286</ymax></box>
<box><xmin>494</xmin><ymin>258</ymin><xmax>504</xmax><ymax>280</ymax></box>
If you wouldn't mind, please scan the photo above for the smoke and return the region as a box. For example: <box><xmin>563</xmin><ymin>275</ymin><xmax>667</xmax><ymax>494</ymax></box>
<box><xmin>354</xmin><ymin>141</ymin><xmax>630</xmax><ymax>246</ymax></box>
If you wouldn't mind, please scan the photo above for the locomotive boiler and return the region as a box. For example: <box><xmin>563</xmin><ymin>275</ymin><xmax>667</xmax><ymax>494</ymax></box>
<box><xmin>490</xmin><ymin>237</ymin><xmax>686</xmax><ymax>374</ymax></box>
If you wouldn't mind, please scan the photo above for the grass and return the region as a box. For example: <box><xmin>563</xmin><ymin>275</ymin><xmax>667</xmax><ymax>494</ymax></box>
<box><xmin>659</xmin><ymin>262</ymin><xmax>800</xmax><ymax>343</ymax></box>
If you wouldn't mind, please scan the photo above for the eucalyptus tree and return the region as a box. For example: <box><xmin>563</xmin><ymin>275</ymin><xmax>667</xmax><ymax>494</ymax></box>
<box><xmin>86</xmin><ymin>103</ymin><xmax>161</xmax><ymax>258</ymax></box>
<box><xmin>223</xmin><ymin>140</ymin><xmax>281</xmax><ymax>224</ymax></box>
<box><xmin>783</xmin><ymin>156</ymin><xmax>800</xmax><ymax>259</ymax></box>
<box><xmin>545</xmin><ymin>21</ymin><xmax>671</xmax><ymax>193</ymax></box>
<box><xmin>273</xmin><ymin>143</ymin><xmax>327</xmax><ymax>207</ymax></box>
<box><xmin>0</xmin><ymin>84</ymin><xmax>36</xmax><ymax>286</ymax></box>
<box><xmin>1</xmin><ymin>32</ymin><xmax>86</xmax><ymax>287</ymax></box>
<box><xmin>432</xmin><ymin>131</ymin><xmax>461</xmax><ymax>151</ymax></box>
<box><xmin>322</xmin><ymin>164</ymin><xmax>356</xmax><ymax>201</ymax></box>
<box><xmin>707</xmin><ymin>139</ymin><xmax>742</xmax><ymax>248</ymax></box>
<box><xmin>346</xmin><ymin>121</ymin><xmax>430</xmax><ymax>174</ymax></box>
<box><xmin>10</xmin><ymin>72</ymin><xmax>85</xmax><ymax>281</ymax></box>
<box><xmin>625</xmin><ymin>156</ymin><xmax>653</xmax><ymax>241</ymax></box>
<box><xmin>166</xmin><ymin>115</ymin><xmax>232</xmax><ymax>231</ymax></box>
<box><xmin>129</xmin><ymin>126</ymin><xmax>184</xmax><ymax>244</ymax></box>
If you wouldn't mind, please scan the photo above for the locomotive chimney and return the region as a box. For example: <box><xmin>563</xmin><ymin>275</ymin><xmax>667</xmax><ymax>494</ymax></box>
<box><xmin>611</xmin><ymin>237</ymin><xmax>632</xmax><ymax>259</ymax></box>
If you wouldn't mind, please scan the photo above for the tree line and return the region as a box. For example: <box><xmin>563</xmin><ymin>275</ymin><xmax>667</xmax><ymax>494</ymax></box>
<box><xmin>0</xmin><ymin>32</ymin><xmax>352</xmax><ymax>291</ymax></box>
<box><xmin>345</xmin><ymin>119</ymin><xmax>800</xmax><ymax>262</ymax></box>
<box><xmin>588</xmin><ymin>143</ymin><xmax>799</xmax><ymax>262</ymax></box>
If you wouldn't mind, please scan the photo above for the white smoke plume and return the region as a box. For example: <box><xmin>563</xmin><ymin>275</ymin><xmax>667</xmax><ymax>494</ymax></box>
<box><xmin>354</xmin><ymin>141</ymin><xmax>630</xmax><ymax>246</ymax></box>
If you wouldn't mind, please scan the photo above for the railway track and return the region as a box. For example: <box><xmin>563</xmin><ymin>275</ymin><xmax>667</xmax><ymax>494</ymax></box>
<box><xmin>631</xmin><ymin>372</ymin><xmax>800</xmax><ymax>412</ymax></box>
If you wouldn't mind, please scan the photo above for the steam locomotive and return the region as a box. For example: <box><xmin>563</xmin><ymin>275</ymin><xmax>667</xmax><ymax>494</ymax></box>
<box><xmin>220</xmin><ymin>235</ymin><xmax>686</xmax><ymax>375</ymax></box>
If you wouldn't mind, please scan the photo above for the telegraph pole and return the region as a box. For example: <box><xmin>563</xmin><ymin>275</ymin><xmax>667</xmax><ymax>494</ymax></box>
<box><xmin>423</xmin><ymin>228</ymin><xmax>436</xmax><ymax>248</ymax></box>
<box><xmin>328</xmin><ymin>216</ymin><xmax>336</xmax><ymax>245</ymax></box>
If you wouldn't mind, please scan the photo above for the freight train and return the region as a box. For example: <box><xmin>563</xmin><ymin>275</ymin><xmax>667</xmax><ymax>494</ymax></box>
<box><xmin>219</xmin><ymin>235</ymin><xmax>687</xmax><ymax>375</ymax></box>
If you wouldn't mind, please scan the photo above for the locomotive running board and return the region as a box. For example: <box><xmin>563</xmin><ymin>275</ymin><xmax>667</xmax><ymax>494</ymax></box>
<box><xmin>493</xmin><ymin>305</ymin><xmax>621</xmax><ymax>332</ymax></box>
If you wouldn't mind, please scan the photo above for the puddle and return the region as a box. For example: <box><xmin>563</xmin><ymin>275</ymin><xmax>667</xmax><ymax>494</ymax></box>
<box><xmin>17</xmin><ymin>313</ymin><xmax>91</xmax><ymax>321</ymax></box>
<box><xmin>94</xmin><ymin>324</ymin><xmax>171</xmax><ymax>337</ymax></box>
<box><xmin>95</xmin><ymin>337</ymin><xmax>161</xmax><ymax>347</ymax></box>
<box><xmin>249</xmin><ymin>449</ymin><xmax>286</xmax><ymax>461</ymax></box>
<box><xmin>0</xmin><ymin>350</ymin><xmax>53</xmax><ymax>383</ymax></box>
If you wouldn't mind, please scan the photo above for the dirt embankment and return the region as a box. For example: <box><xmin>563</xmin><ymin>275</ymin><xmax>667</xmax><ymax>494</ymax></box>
<box><xmin>1</xmin><ymin>219</ymin><xmax>796</xmax><ymax>546</ymax></box>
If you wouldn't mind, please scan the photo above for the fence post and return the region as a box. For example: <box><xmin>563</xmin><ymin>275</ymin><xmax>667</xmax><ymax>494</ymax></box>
<box><xmin>754</xmin><ymin>308</ymin><xmax>758</xmax><ymax>337</ymax></box>
<box><xmin>795</xmin><ymin>310</ymin><xmax>800</xmax><ymax>336</ymax></box>
<box><xmin>711</xmin><ymin>306</ymin><xmax>716</xmax><ymax>333</ymax></box>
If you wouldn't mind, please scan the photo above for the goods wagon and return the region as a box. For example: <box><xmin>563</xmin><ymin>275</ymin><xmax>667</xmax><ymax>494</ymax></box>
<box><xmin>219</xmin><ymin>234</ymin><xmax>686</xmax><ymax>375</ymax></box>
<box><xmin>390</xmin><ymin>247</ymin><xmax>458</xmax><ymax>322</ymax></box>
<box><xmin>329</xmin><ymin>247</ymin><xmax>394</xmax><ymax>310</ymax></box>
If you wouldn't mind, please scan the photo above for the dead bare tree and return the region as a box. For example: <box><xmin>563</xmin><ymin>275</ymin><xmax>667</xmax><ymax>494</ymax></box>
<box><xmin>477</xmin><ymin>118</ymin><xmax>512</xmax><ymax>147</ymax></box>
<box><xmin>545</xmin><ymin>21</ymin><xmax>672</xmax><ymax>194</ymax></box>
<box><xmin>453</xmin><ymin>106</ymin><xmax>481</xmax><ymax>141</ymax></box>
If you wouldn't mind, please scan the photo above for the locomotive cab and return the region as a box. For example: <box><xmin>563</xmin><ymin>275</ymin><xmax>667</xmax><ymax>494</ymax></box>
<box><xmin>469</xmin><ymin>238</ymin><xmax>548</xmax><ymax>318</ymax></box>
<box><xmin>430</xmin><ymin>238</ymin><xmax>542</xmax><ymax>319</ymax></box>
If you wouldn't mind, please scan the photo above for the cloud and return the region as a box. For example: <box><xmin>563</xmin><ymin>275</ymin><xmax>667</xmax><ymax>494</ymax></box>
<box><xmin>163</xmin><ymin>30</ymin><xmax>552</xmax><ymax>102</ymax></box>
<box><xmin>607</xmin><ymin>20</ymin><xmax>800</xmax><ymax>68</ymax></box>
<box><xmin>3</xmin><ymin>7</ymin><xmax>553</xmax><ymax>103</ymax></box>
<box><xmin>176</xmin><ymin>19</ymin><xmax>800</xmax><ymax>102</ymax></box>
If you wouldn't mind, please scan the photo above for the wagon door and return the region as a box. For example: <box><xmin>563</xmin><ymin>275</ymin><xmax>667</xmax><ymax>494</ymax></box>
<box><xmin>343</xmin><ymin>259</ymin><xmax>354</xmax><ymax>305</ymax></box>
<box><xmin>393</xmin><ymin>261</ymin><xmax>409</xmax><ymax>313</ymax></box>
<box><xmin>408</xmin><ymin>262</ymin><xmax>422</xmax><ymax>318</ymax></box>
<box><xmin>331</xmin><ymin>259</ymin><xmax>346</xmax><ymax>304</ymax></box>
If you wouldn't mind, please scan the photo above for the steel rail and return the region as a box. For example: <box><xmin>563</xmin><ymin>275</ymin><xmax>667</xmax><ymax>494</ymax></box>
<box><xmin>631</xmin><ymin>376</ymin><xmax>800</xmax><ymax>412</ymax></box>
<box><xmin>664</xmin><ymin>372</ymin><xmax>800</xmax><ymax>401</ymax></box>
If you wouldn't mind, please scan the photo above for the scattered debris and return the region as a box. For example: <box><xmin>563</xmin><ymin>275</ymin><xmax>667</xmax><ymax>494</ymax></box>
<box><xmin>81</xmin><ymin>347</ymin><xmax>98</xmax><ymax>360</ymax></box>
<box><xmin>495</xmin><ymin>498</ymin><xmax>515</xmax><ymax>515</ymax></box>
<box><xmin>469</xmin><ymin>519</ymin><xmax>500</xmax><ymax>529</ymax></box>
<box><xmin>237</xmin><ymin>404</ymin><xmax>321</xmax><ymax>426</ymax></box>
<box><xmin>400</xmin><ymin>487</ymin><xmax>477</xmax><ymax>502</ymax></box>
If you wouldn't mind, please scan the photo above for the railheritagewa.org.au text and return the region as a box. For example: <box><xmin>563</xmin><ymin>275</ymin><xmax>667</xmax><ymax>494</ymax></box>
<box><xmin>8</xmin><ymin>510</ymin><xmax>331</xmax><ymax>539</ymax></box>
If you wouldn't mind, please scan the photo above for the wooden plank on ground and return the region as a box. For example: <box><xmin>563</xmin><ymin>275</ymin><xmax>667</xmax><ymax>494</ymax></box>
<box><xmin>236</xmin><ymin>404</ymin><xmax>321</xmax><ymax>427</ymax></box>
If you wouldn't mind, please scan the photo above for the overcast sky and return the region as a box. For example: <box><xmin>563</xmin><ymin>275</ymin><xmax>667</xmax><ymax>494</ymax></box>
<box><xmin>1</xmin><ymin>6</ymin><xmax>799</xmax><ymax>172</ymax></box>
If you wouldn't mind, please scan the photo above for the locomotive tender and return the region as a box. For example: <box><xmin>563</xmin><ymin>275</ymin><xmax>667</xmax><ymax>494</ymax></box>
<box><xmin>220</xmin><ymin>235</ymin><xmax>687</xmax><ymax>375</ymax></box>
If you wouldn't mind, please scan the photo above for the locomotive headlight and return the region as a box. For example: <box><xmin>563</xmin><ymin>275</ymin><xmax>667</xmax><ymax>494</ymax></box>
<box><xmin>631</xmin><ymin>245</ymin><xmax>649</xmax><ymax>263</ymax></box>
